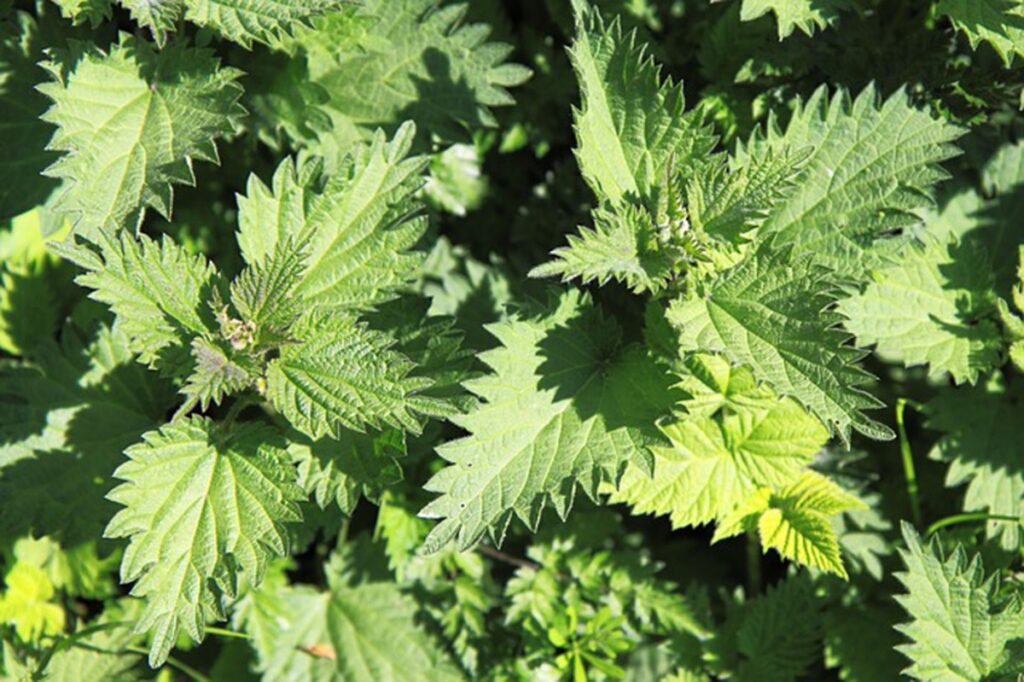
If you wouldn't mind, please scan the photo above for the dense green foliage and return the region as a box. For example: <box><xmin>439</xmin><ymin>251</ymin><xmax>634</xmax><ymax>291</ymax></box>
<box><xmin>2</xmin><ymin>0</ymin><xmax>1024</xmax><ymax>679</ymax></box>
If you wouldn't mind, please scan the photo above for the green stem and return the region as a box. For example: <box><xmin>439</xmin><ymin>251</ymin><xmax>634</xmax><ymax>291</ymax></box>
<box><xmin>746</xmin><ymin>531</ymin><xmax>762</xmax><ymax>596</ymax></box>
<box><xmin>36</xmin><ymin>621</ymin><xmax>131</xmax><ymax>675</ymax></box>
<box><xmin>123</xmin><ymin>646</ymin><xmax>212</xmax><ymax>682</ymax></box>
<box><xmin>896</xmin><ymin>398</ymin><xmax>923</xmax><ymax>528</ymax></box>
<box><xmin>926</xmin><ymin>513</ymin><xmax>1024</xmax><ymax>538</ymax></box>
<box><xmin>204</xmin><ymin>625</ymin><xmax>250</xmax><ymax>640</ymax></box>
<box><xmin>222</xmin><ymin>395</ymin><xmax>254</xmax><ymax>430</ymax></box>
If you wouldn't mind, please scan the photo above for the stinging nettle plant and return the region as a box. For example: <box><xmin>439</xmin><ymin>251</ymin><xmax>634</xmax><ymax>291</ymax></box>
<box><xmin>3</xmin><ymin>0</ymin><xmax>1024</xmax><ymax>679</ymax></box>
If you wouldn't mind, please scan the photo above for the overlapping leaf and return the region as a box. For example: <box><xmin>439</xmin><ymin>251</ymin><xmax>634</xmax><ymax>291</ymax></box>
<box><xmin>105</xmin><ymin>417</ymin><xmax>304</xmax><ymax>666</ymax></box>
<box><xmin>610</xmin><ymin>353</ymin><xmax>828</xmax><ymax>530</ymax></box>
<box><xmin>667</xmin><ymin>246</ymin><xmax>892</xmax><ymax>443</ymax></box>
<box><xmin>419</xmin><ymin>290</ymin><xmax>679</xmax><ymax>552</ymax></box>
<box><xmin>290</xmin><ymin>0</ymin><xmax>530</xmax><ymax>157</ymax></box>
<box><xmin>0</xmin><ymin>322</ymin><xmax>175</xmax><ymax>545</ymax></box>
<box><xmin>736</xmin><ymin>85</ymin><xmax>962</xmax><ymax>277</ymax></box>
<box><xmin>39</xmin><ymin>35</ymin><xmax>244</xmax><ymax>233</ymax></box>
<box><xmin>926</xmin><ymin>378</ymin><xmax>1024</xmax><ymax>551</ymax></box>
<box><xmin>568</xmin><ymin>2</ymin><xmax>714</xmax><ymax>207</ymax></box>
<box><xmin>236</xmin><ymin>124</ymin><xmax>427</xmax><ymax>312</ymax></box>
<box><xmin>895</xmin><ymin>524</ymin><xmax>1024</xmax><ymax>680</ymax></box>
<box><xmin>937</xmin><ymin>0</ymin><xmax>1024</xmax><ymax>68</ymax></box>
<box><xmin>839</xmin><ymin>234</ymin><xmax>1002</xmax><ymax>385</ymax></box>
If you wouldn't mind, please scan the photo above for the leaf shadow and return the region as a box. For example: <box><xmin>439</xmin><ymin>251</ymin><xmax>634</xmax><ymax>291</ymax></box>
<box><xmin>399</xmin><ymin>47</ymin><xmax>490</xmax><ymax>148</ymax></box>
<box><xmin>535</xmin><ymin>298</ymin><xmax>681</xmax><ymax>432</ymax></box>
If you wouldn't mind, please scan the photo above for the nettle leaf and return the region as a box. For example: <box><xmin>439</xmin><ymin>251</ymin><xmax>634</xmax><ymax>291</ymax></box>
<box><xmin>293</xmin><ymin>0</ymin><xmax>531</xmax><ymax>156</ymax></box>
<box><xmin>118</xmin><ymin>0</ymin><xmax>183</xmax><ymax>46</ymax></box>
<box><xmin>713</xmin><ymin>576</ymin><xmax>823</xmax><ymax>681</ymax></box>
<box><xmin>937</xmin><ymin>0</ymin><xmax>1024</xmax><ymax>68</ymax></box>
<box><xmin>687</xmin><ymin>145</ymin><xmax>808</xmax><ymax>246</ymax></box>
<box><xmin>840</xmin><ymin>234</ymin><xmax>1002</xmax><ymax>385</ymax></box>
<box><xmin>668</xmin><ymin>246</ymin><xmax>893</xmax><ymax>444</ymax></box>
<box><xmin>610</xmin><ymin>353</ymin><xmax>829</xmax><ymax>530</ymax></box>
<box><xmin>41</xmin><ymin>611</ymin><xmax>143</xmax><ymax>681</ymax></box>
<box><xmin>111</xmin><ymin>0</ymin><xmax>346</xmax><ymax>49</ymax></box>
<box><xmin>105</xmin><ymin>417</ymin><xmax>304</xmax><ymax>667</ymax></box>
<box><xmin>176</xmin><ymin>337</ymin><xmax>254</xmax><ymax>418</ymax></box>
<box><xmin>289</xmin><ymin>428</ymin><xmax>404</xmax><ymax>515</ymax></box>
<box><xmin>530</xmin><ymin>203</ymin><xmax>680</xmax><ymax>294</ymax></box>
<box><xmin>327</xmin><ymin>580</ymin><xmax>465</xmax><ymax>681</ymax></box>
<box><xmin>713</xmin><ymin>472</ymin><xmax>864</xmax><ymax>578</ymax></box>
<box><xmin>266</xmin><ymin>311</ymin><xmax>430</xmax><ymax>439</ymax></box>
<box><xmin>895</xmin><ymin>524</ymin><xmax>1024</xmax><ymax>680</ymax></box>
<box><xmin>50</xmin><ymin>0</ymin><xmax>111</xmax><ymax>25</ymax></box>
<box><xmin>0</xmin><ymin>322</ymin><xmax>175</xmax><ymax>546</ymax></box>
<box><xmin>237</xmin><ymin>562</ymin><xmax>464</xmax><ymax>682</ymax></box>
<box><xmin>733</xmin><ymin>0</ymin><xmax>853</xmax><ymax>38</ymax></box>
<box><xmin>569</xmin><ymin>3</ymin><xmax>714</xmax><ymax>207</ymax></box>
<box><xmin>737</xmin><ymin>85</ymin><xmax>962</xmax><ymax>278</ymax></box>
<box><xmin>228</xmin><ymin>235</ymin><xmax>307</xmax><ymax>347</ymax></box>
<box><xmin>183</xmin><ymin>0</ymin><xmax>347</xmax><ymax>49</ymax></box>
<box><xmin>54</xmin><ymin>229</ymin><xmax>221</xmax><ymax>375</ymax></box>
<box><xmin>926</xmin><ymin>378</ymin><xmax>1024</xmax><ymax>551</ymax></box>
<box><xmin>0</xmin><ymin>11</ymin><xmax>59</xmax><ymax>220</ymax></box>
<box><xmin>237</xmin><ymin>124</ymin><xmax>427</xmax><ymax>313</ymax></box>
<box><xmin>234</xmin><ymin>566</ymin><xmax>336</xmax><ymax>682</ymax></box>
<box><xmin>38</xmin><ymin>34</ymin><xmax>244</xmax><ymax>233</ymax></box>
<box><xmin>419</xmin><ymin>290</ymin><xmax>679</xmax><ymax>553</ymax></box>
<box><xmin>364</xmin><ymin>296</ymin><xmax>476</xmax><ymax>420</ymax></box>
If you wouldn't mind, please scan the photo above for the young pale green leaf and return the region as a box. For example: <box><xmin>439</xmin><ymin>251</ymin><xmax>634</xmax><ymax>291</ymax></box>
<box><xmin>293</xmin><ymin>0</ymin><xmax>530</xmax><ymax>156</ymax></box>
<box><xmin>237</xmin><ymin>125</ymin><xmax>428</xmax><ymax>313</ymax></box>
<box><xmin>54</xmin><ymin>230</ymin><xmax>221</xmax><ymax>375</ymax></box>
<box><xmin>569</xmin><ymin>3</ymin><xmax>714</xmax><ymax>207</ymax></box>
<box><xmin>228</xmin><ymin>235</ymin><xmax>307</xmax><ymax>345</ymax></box>
<box><xmin>734</xmin><ymin>0</ymin><xmax>852</xmax><ymax>38</ymax></box>
<box><xmin>713</xmin><ymin>472</ymin><xmax>864</xmax><ymax>578</ymax></box>
<box><xmin>839</xmin><ymin>234</ymin><xmax>1001</xmax><ymax>385</ymax></box>
<box><xmin>895</xmin><ymin>524</ymin><xmax>1024</xmax><ymax>680</ymax></box>
<box><xmin>610</xmin><ymin>354</ymin><xmax>829</xmax><ymax>530</ymax></box>
<box><xmin>266</xmin><ymin>311</ymin><xmax>431</xmax><ymax>439</ymax></box>
<box><xmin>38</xmin><ymin>35</ymin><xmax>244</xmax><ymax>233</ymax></box>
<box><xmin>105</xmin><ymin>417</ymin><xmax>304</xmax><ymax>667</ymax></box>
<box><xmin>0</xmin><ymin>563</ymin><xmax>65</xmax><ymax>641</ymax></box>
<box><xmin>926</xmin><ymin>378</ymin><xmax>1024</xmax><ymax>551</ymax></box>
<box><xmin>0</xmin><ymin>209</ymin><xmax>67</xmax><ymax>356</ymax></box>
<box><xmin>667</xmin><ymin>246</ymin><xmax>893</xmax><ymax>444</ymax></box>
<box><xmin>419</xmin><ymin>290</ymin><xmax>679</xmax><ymax>553</ymax></box>
<box><xmin>737</xmin><ymin>85</ymin><xmax>962</xmax><ymax>278</ymax></box>
<box><xmin>937</xmin><ymin>0</ymin><xmax>1024</xmax><ymax>68</ymax></box>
